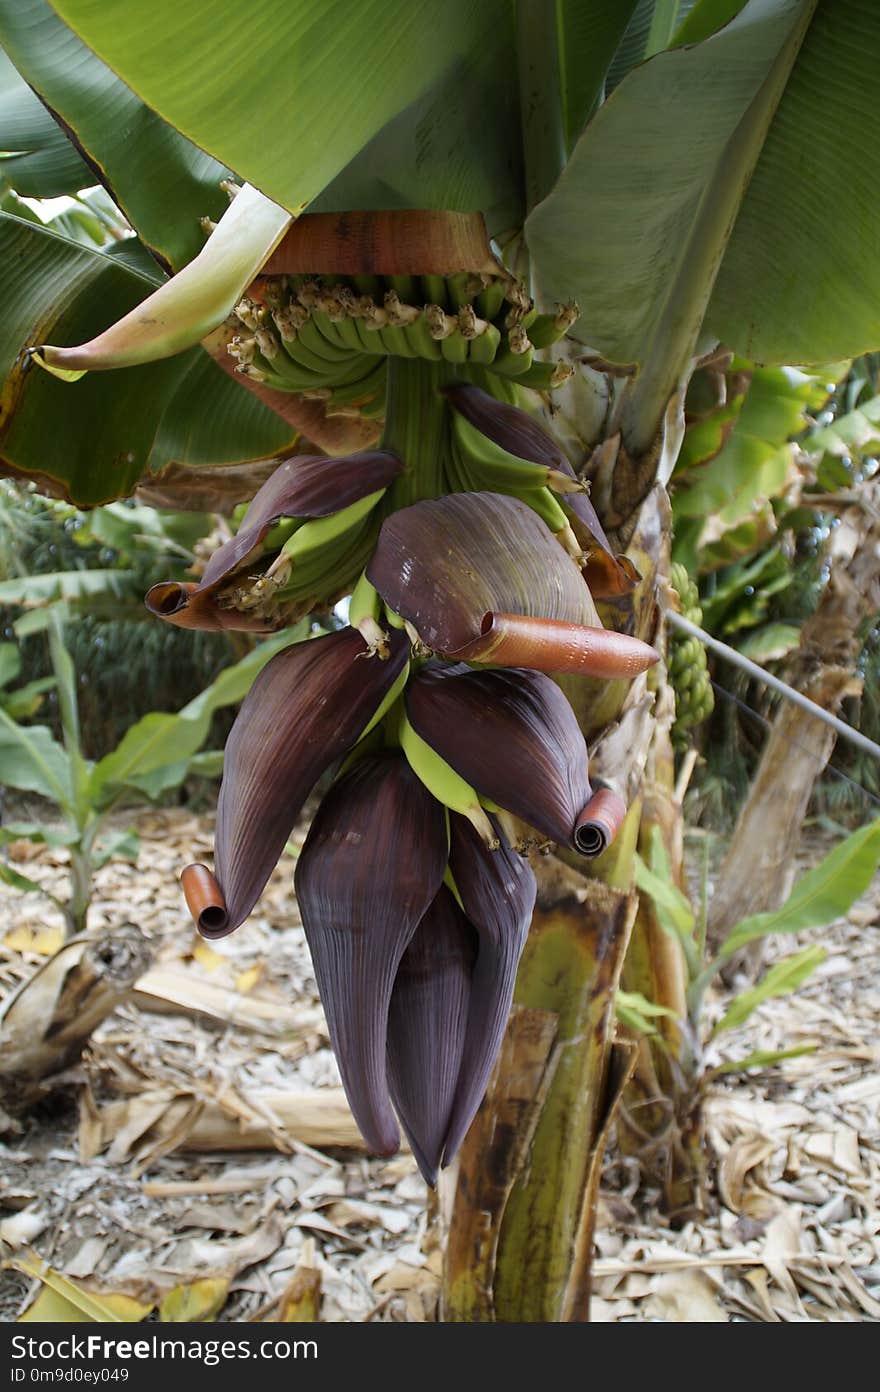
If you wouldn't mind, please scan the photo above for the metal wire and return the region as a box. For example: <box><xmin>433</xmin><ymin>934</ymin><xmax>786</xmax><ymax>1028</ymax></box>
<box><xmin>708</xmin><ymin>676</ymin><xmax>880</xmax><ymax>811</ymax></box>
<box><xmin>667</xmin><ymin>609</ymin><xmax>880</xmax><ymax>763</ymax></box>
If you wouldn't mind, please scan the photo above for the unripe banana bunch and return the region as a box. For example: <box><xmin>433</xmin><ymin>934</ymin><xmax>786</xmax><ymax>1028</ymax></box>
<box><xmin>669</xmin><ymin>560</ymin><xmax>714</xmax><ymax>747</ymax></box>
<box><xmin>226</xmin><ymin>270</ymin><xmax>580</xmax><ymax>417</ymax></box>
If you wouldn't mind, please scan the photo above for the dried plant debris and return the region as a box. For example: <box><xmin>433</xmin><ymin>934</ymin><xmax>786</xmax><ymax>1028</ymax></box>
<box><xmin>1</xmin><ymin>814</ymin><xmax>878</xmax><ymax>1322</ymax></box>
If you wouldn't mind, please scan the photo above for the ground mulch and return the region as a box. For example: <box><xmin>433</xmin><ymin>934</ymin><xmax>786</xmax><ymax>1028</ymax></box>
<box><xmin>1</xmin><ymin>808</ymin><xmax>877</xmax><ymax>1322</ymax></box>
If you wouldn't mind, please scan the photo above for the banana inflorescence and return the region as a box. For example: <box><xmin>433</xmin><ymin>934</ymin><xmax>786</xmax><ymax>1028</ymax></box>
<box><xmin>137</xmin><ymin>233</ymin><xmax>662</xmax><ymax>1182</ymax></box>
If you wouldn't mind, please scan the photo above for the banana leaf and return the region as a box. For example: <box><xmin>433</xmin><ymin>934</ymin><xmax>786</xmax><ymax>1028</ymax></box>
<box><xmin>0</xmin><ymin>0</ymin><xmax>230</xmax><ymax>268</ymax></box>
<box><xmin>527</xmin><ymin>0</ymin><xmax>880</xmax><ymax>384</ymax></box>
<box><xmin>0</xmin><ymin>214</ymin><xmax>294</xmax><ymax>505</ymax></box>
<box><xmin>0</xmin><ymin>45</ymin><xmax>93</xmax><ymax>196</ymax></box>
<box><xmin>49</xmin><ymin>0</ymin><xmax>522</xmax><ymax>232</ymax></box>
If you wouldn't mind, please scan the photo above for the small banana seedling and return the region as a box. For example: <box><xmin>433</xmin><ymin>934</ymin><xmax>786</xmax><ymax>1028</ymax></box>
<box><xmin>622</xmin><ymin>820</ymin><xmax>880</xmax><ymax>1089</ymax></box>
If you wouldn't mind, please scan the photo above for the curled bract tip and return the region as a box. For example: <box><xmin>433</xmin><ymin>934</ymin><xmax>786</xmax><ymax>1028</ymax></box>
<box><xmin>459</xmin><ymin>612</ymin><xmax>660</xmax><ymax>678</ymax></box>
<box><xmin>574</xmin><ymin>788</ymin><xmax>627</xmax><ymax>857</ymax></box>
<box><xmin>31</xmin><ymin>185</ymin><xmax>293</xmax><ymax>378</ymax></box>
<box><xmin>28</xmin><ymin>348</ymin><xmax>86</xmax><ymax>383</ymax></box>
<box><xmin>144</xmin><ymin>580</ymin><xmax>275</xmax><ymax>632</ymax></box>
<box><xmin>181</xmin><ymin>863</ymin><xmax>229</xmax><ymax>937</ymax></box>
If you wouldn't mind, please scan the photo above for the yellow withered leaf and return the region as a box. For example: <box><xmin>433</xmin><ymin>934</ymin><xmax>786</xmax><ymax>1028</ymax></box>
<box><xmin>159</xmin><ymin>1278</ymin><xmax>229</xmax><ymax>1322</ymax></box>
<box><xmin>277</xmin><ymin>1264</ymin><xmax>321</xmax><ymax>1322</ymax></box>
<box><xmin>4</xmin><ymin>924</ymin><xmax>65</xmax><ymax>955</ymax></box>
<box><xmin>11</xmin><ymin>1251</ymin><xmax>152</xmax><ymax>1322</ymax></box>
<box><xmin>192</xmin><ymin>939</ymin><xmax>225</xmax><ymax>973</ymax></box>
<box><xmin>235</xmin><ymin>965</ymin><xmax>263</xmax><ymax>994</ymax></box>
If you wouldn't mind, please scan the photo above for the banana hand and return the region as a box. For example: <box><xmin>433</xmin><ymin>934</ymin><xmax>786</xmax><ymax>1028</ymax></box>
<box><xmin>399</xmin><ymin>709</ymin><xmax>499</xmax><ymax>848</ymax></box>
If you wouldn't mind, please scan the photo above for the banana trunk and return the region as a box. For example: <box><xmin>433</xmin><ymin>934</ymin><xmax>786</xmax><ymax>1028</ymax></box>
<box><xmin>442</xmin><ymin>861</ymin><xmax>637</xmax><ymax>1321</ymax></box>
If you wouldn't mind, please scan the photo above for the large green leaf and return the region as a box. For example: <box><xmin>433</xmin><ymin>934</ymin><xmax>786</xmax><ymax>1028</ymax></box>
<box><xmin>556</xmin><ymin>1</ymin><xmax>640</xmax><ymax>147</ymax></box>
<box><xmin>615</xmin><ymin>987</ymin><xmax>678</xmax><ymax>1035</ymax></box>
<box><xmin>527</xmin><ymin>0</ymin><xmax>880</xmax><ymax>451</ymax></box>
<box><xmin>804</xmin><ymin>393</ymin><xmax>880</xmax><ymax>459</ymax></box>
<box><xmin>717</xmin><ymin>819</ymin><xmax>880</xmax><ymax>958</ymax></box>
<box><xmin>672</xmin><ymin>363</ymin><xmax>833</xmax><ymax>569</ymax></box>
<box><xmin>0</xmin><ymin>0</ymin><xmax>230</xmax><ymax>268</ymax></box>
<box><xmin>0</xmin><ymin>214</ymin><xmax>294</xmax><ymax>505</ymax></box>
<box><xmin>1</xmin><ymin>676</ymin><xmax>55</xmax><ymax>720</ymax></box>
<box><xmin>672</xmin><ymin>0</ymin><xmax>749</xmax><ymax>45</ymax></box>
<box><xmin>0</xmin><ymin>707</ymin><xmax>73</xmax><ymax>808</ymax></box>
<box><xmin>0</xmin><ymin>47</ymin><xmax>92</xmax><ymax>196</ymax></box>
<box><xmin>527</xmin><ymin>1</ymin><xmax>816</xmax><ymax>364</ymax></box>
<box><xmin>634</xmin><ymin>853</ymin><xmax>695</xmax><ymax>940</ymax></box>
<box><xmin>78</xmin><ymin>503</ymin><xmax>210</xmax><ymax>561</ymax></box>
<box><xmin>0</xmin><ymin>821</ymin><xmax>79</xmax><ymax>848</ymax></box>
<box><xmin>736</xmin><ymin>621</ymin><xmax>801</xmax><ymax>662</ymax></box>
<box><xmin>605</xmin><ymin>0</ymin><xmax>700</xmax><ymax>92</ymax></box>
<box><xmin>707</xmin><ymin>0</ymin><xmax>880</xmax><ymax>363</ymax></box>
<box><xmin>0</xmin><ymin>861</ymin><xmax>50</xmax><ymax>896</ymax></box>
<box><xmin>48</xmin><ymin>0</ymin><xmax>519</xmax><ymax>227</ymax></box>
<box><xmin>88</xmin><ymin>627</ymin><xmax>302</xmax><ymax>805</ymax></box>
<box><xmin>0</xmin><ymin>569</ymin><xmax>132</xmax><ymax>606</ymax></box>
<box><xmin>714</xmin><ymin>1043</ymin><xmax>816</xmax><ymax>1073</ymax></box>
<box><xmin>309</xmin><ymin>22</ymin><xmax>521</xmax><ymax>234</ymax></box>
<box><xmin>0</xmin><ymin>640</ymin><xmax>21</xmax><ymax>687</ymax></box>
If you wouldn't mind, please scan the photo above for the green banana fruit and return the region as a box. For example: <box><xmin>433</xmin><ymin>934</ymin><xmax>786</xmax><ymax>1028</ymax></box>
<box><xmin>398</xmin><ymin>709</ymin><xmax>499</xmax><ymax>848</ymax></box>
<box><xmin>350</xmin><ymin>274</ymin><xmax>383</xmax><ymax>299</ymax></box>
<box><xmin>358</xmin><ymin>659</ymin><xmax>411</xmax><ymax>736</ymax></box>
<box><xmin>310</xmin><ymin>308</ymin><xmax>353</xmax><ymax>352</ymax></box>
<box><xmin>293</xmin><ymin>314</ymin><xmax>359</xmax><ymax>364</ymax></box>
<box><xmin>452</xmin><ymin>412</ymin><xmax>579</xmax><ymax>494</ymax></box>
<box><xmin>259</xmin><ymin>345</ymin><xmax>365</xmax><ymax>394</ymax></box>
<box><xmin>267</xmin><ymin>489</ymin><xmax>386</xmax><ymax>587</ymax></box>
<box><xmin>378</xmin><ymin>323</ymin><xmax>418</xmax><ymax>359</ymax></box>
<box><xmin>385</xmin><ymin>274</ymin><xmax>419</xmax><ymax>302</ymax></box>
<box><xmin>276</xmin><ymin>514</ymin><xmax>380</xmax><ymax>607</ymax></box>
<box><xmin>487</xmin><ymin>325</ymin><xmax>534</xmax><ymax>378</ymax></box>
<box><xmin>465</xmin><ymin>321</ymin><xmax>502</xmax><ymax>366</ymax></box>
<box><xmin>526</xmin><ymin>302</ymin><xmax>580</xmax><ymax>349</ymax></box>
<box><xmin>420</xmin><ymin>274</ymin><xmax>449</xmax><ymax>309</ymax></box>
<box><xmin>280</xmin><ymin>329</ymin><xmax>354</xmax><ymax>375</ymax></box>
<box><xmin>440</xmin><ymin>329</ymin><xmax>469</xmax><ymax>364</ymax></box>
<box><xmin>383</xmin><ymin>604</ymin><xmax>406</xmax><ymax>630</ymax></box>
<box><xmin>348</xmin><ymin>568</ymin><xmax>383</xmax><ymax>628</ymax></box>
<box><xmin>446</xmin><ymin>271</ymin><xmax>485</xmax><ymax>310</ymax></box>
<box><xmin>474</xmin><ymin>277</ymin><xmax>508</xmax><ymax>323</ymax></box>
<box><xmin>503</xmin><ymin>482</ymin><xmax>576</xmax><ymax>539</ymax></box>
<box><xmin>325</xmin><ymin>358</ymin><xmax>387</xmax><ymax>409</ymax></box>
<box><xmin>329</xmin><ymin>314</ymin><xmax>374</xmax><ymax>355</ymax></box>
<box><xmin>513</xmin><ymin>359</ymin><xmax>575</xmax><ymax>391</ymax></box>
<box><xmin>348</xmin><ymin>569</ymin><xmax>395</xmax><ymax>658</ymax></box>
<box><xmin>399</xmin><ymin>312</ymin><xmax>443</xmax><ymax>362</ymax></box>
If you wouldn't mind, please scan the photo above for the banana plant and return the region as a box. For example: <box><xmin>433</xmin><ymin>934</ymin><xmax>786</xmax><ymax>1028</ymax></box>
<box><xmin>1</xmin><ymin>0</ymin><xmax>880</xmax><ymax>1322</ymax></box>
<box><xmin>625</xmin><ymin>815</ymin><xmax>880</xmax><ymax>1088</ymax></box>
<box><xmin>0</xmin><ymin>607</ymin><xmax>301</xmax><ymax>936</ymax></box>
